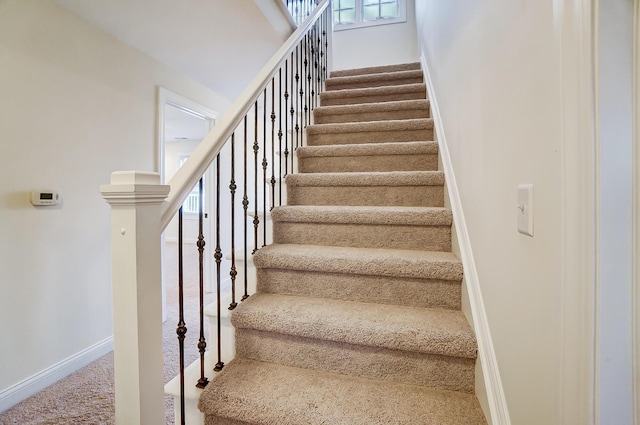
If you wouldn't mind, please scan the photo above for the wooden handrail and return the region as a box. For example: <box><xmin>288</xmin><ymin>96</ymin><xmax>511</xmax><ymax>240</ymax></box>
<box><xmin>160</xmin><ymin>0</ymin><xmax>330</xmax><ymax>230</ymax></box>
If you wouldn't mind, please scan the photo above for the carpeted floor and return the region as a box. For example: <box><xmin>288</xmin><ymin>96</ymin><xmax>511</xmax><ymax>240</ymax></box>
<box><xmin>0</xmin><ymin>242</ymin><xmax>213</xmax><ymax>425</ymax></box>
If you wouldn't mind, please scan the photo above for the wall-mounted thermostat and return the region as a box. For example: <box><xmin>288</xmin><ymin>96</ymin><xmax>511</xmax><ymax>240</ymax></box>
<box><xmin>31</xmin><ymin>191</ymin><xmax>60</xmax><ymax>206</ymax></box>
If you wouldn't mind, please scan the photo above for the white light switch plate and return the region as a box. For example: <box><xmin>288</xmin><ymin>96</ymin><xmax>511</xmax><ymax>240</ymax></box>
<box><xmin>517</xmin><ymin>184</ymin><xmax>533</xmax><ymax>236</ymax></box>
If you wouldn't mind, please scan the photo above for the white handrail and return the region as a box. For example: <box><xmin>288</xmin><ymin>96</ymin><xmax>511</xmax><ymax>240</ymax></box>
<box><xmin>161</xmin><ymin>0</ymin><xmax>330</xmax><ymax>229</ymax></box>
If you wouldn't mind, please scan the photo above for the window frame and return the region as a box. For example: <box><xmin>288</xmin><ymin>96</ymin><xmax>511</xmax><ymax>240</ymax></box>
<box><xmin>333</xmin><ymin>0</ymin><xmax>406</xmax><ymax>31</ymax></box>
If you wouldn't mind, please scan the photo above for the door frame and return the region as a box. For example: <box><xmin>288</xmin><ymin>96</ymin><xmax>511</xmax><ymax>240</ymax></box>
<box><xmin>157</xmin><ymin>87</ymin><xmax>218</xmax><ymax>321</ymax></box>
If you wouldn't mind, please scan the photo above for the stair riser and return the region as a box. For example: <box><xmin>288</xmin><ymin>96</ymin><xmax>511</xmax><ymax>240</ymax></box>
<box><xmin>298</xmin><ymin>153</ymin><xmax>438</xmax><ymax>173</ymax></box>
<box><xmin>257</xmin><ymin>268</ymin><xmax>462</xmax><ymax>309</ymax></box>
<box><xmin>326</xmin><ymin>77</ymin><xmax>424</xmax><ymax>91</ymax></box>
<box><xmin>235</xmin><ymin>329</ymin><xmax>475</xmax><ymax>393</ymax></box>
<box><xmin>307</xmin><ymin>129</ymin><xmax>433</xmax><ymax>146</ymax></box>
<box><xmin>287</xmin><ymin>185</ymin><xmax>444</xmax><ymax>207</ymax></box>
<box><xmin>320</xmin><ymin>91</ymin><xmax>426</xmax><ymax>106</ymax></box>
<box><xmin>273</xmin><ymin>222</ymin><xmax>451</xmax><ymax>251</ymax></box>
<box><xmin>315</xmin><ymin>108</ymin><xmax>429</xmax><ymax>124</ymax></box>
<box><xmin>331</xmin><ymin>63</ymin><xmax>421</xmax><ymax>77</ymax></box>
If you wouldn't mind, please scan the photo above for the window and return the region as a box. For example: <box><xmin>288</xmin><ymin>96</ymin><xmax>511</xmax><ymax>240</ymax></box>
<box><xmin>333</xmin><ymin>0</ymin><xmax>405</xmax><ymax>30</ymax></box>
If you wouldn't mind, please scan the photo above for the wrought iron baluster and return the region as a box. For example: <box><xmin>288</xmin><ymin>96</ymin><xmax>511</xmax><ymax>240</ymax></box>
<box><xmin>284</xmin><ymin>59</ymin><xmax>289</xmax><ymax>177</ymax></box>
<box><xmin>229</xmin><ymin>133</ymin><xmax>238</xmax><ymax>311</ymax></box>
<box><xmin>307</xmin><ymin>33</ymin><xmax>312</xmax><ymax>122</ymax></box>
<box><xmin>278</xmin><ymin>67</ymin><xmax>283</xmax><ymax>207</ymax></box>
<box><xmin>289</xmin><ymin>51</ymin><xmax>295</xmax><ymax>173</ymax></box>
<box><xmin>310</xmin><ymin>25</ymin><xmax>316</xmax><ymax>111</ymax></box>
<box><xmin>196</xmin><ymin>177</ymin><xmax>208</xmax><ymax>389</ymax></box>
<box><xmin>253</xmin><ymin>101</ymin><xmax>260</xmax><ymax>255</ymax></box>
<box><xmin>303</xmin><ymin>35</ymin><xmax>309</xmax><ymax>140</ymax></box>
<box><xmin>270</xmin><ymin>78</ymin><xmax>276</xmax><ymax>210</ymax></box>
<box><xmin>242</xmin><ymin>116</ymin><xmax>249</xmax><ymax>301</ymax></box>
<box><xmin>214</xmin><ymin>154</ymin><xmax>224</xmax><ymax>372</ymax></box>
<box><xmin>295</xmin><ymin>43</ymin><xmax>301</xmax><ymax>149</ymax></box>
<box><xmin>262</xmin><ymin>89</ymin><xmax>268</xmax><ymax>246</ymax></box>
<box><xmin>177</xmin><ymin>207</ymin><xmax>187</xmax><ymax>425</ymax></box>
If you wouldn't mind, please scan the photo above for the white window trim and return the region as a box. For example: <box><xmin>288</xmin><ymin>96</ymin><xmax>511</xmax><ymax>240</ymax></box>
<box><xmin>333</xmin><ymin>0</ymin><xmax>406</xmax><ymax>32</ymax></box>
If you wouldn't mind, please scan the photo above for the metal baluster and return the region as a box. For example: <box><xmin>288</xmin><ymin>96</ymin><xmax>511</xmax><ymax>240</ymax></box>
<box><xmin>284</xmin><ymin>60</ymin><xmax>289</xmax><ymax>177</ymax></box>
<box><xmin>229</xmin><ymin>133</ymin><xmax>238</xmax><ymax>311</ymax></box>
<box><xmin>310</xmin><ymin>25</ymin><xmax>316</xmax><ymax>111</ymax></box>
<box><xmin>278</xmin><ymin>67</ymin><xmax>283</xmax><ymax>206</ymax></box>
<box><xmin>242</xmin><ymin>116</ymin><xmax>249</xmax><ymax>301</ymax></box>
<box><xmin>289</xmin><ymin>51</ymin><xmax>295</xmax><ymax>173</ymax></box>
<box><xmin>295</xmin><ymin>43</ymin><xmax>301</xmax><ymax>149</ymax></box>
<box><xmin>253</xmin><ymin>101</ymin><xmax>260</xmax><ymax>255</ymax></box>
<box><xmin>177</xmin><ymin>207</ymin><xmax>187</xmax><ymax>425</ymax></box>
<box><xmin>213</xmin><ymin>154</ymin><xmax>224</xmax><ymax>372</ymax></box>
<box><xmin>298</xmin><ymin>41</ymin><xmax>304</xmax><ymax>148</ymax></box>
<box><xmin>303</xmin><ymin>35</ymin><xmax>308</xmax><ymax>140</ymax></box>
<box><xmin>196</xmin><ymin>177</ymin><xmax>208</xmax><ymax>389</ymax></box>
<box><xmin>270</xmin><ymin>78</ymin><xmax>276</xmax><ymax>210</ymax></box>
<box><xmin>262</xmin><ymin>89</ymin><xmax>268</xmax><ymax>246</ymax></box>
<box><xmin>307</xmin><ymin>32</ymin><xmax>312</xmax><ymax>122</ymax></box>
<box><xmin>323</xmin><ymin>10</ymin><xmax>328</xmax><ymax>83</ymax></box>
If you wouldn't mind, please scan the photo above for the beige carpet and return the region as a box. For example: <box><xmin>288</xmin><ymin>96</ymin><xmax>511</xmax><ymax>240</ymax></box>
<box><xmin>0</xmin><ymin>242</ymin><xmax>213</xmax><ymax>425</ymax></box>
<box><xmin>199</xmin><ymin>62</ymin><xmax>488</xmax><ymax>424</ymax></box>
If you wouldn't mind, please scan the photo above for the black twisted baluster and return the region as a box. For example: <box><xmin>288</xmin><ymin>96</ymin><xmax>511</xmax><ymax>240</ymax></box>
<box><xmin>253</xmin><ymin>101</ymin><xmax>260</xmax><ymax>255</ymax></box>
<box><xmin>213</xmin><ymin>154</ymin><xmax>224</xmax><ymax>372</ymax></box>
<box><xmin>196</xmin><ymin>177</ymin><xmax>208</xmax><ymax>389</ymax></box>
<box><xmin>270</xmin><ymin>78</ymin><xmax>276</xmax><ymax>210</ymax></box>
<box><xmin>289</xmin><ymin>51</ymin><xmax>295</xmax><ymax>173</ymax></box>
<box><xmin>177</xmin><ymin>207</ymin><xmax>187</xmax><ymax>425</ymax></box>
<box><xmin>284</xmin><ymin>59</ymin><xmax>289</xmax><ymax>177</ymax></box>
<box><xmin>229</xmin><ymin>133</ymin><xmax>238</xmax><ymax>311</ymax></box>
<box><xmin>295</xmin><ymin>43</ymin><xmax>301</xmax><ymax>149</ymax></box>
<box><xmin>262</xmin><ymin>88</ymin><xmax>268</xmax><ymax>246</ymax></box>
<box><xmin>278</xmin><ymin>67</ymin><xmax>283</xmax><ymax>206</ymax></box>
<box><xmin>242</xmin><ymin>116</ymin><xmax>249</xmax><ymax>301</ymax></box>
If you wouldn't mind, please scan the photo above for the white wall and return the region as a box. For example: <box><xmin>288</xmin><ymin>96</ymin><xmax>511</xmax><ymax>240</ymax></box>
<box><xmin>596</xmin><ymin>0</ymin><xmax>635</xmax><ymax>423</ymax></box>
<box><xmin>0</xmin><ymin>0</ymin><xmax>230</xmax><ymax>411</ymax></box>
<box><xmin>332</xmin><ymin>1</ymin><xmax>419</xmax><ymax>71</ymax></box>
<box><xmin>415</xmin><ymin>1</ymin><xmax>592</xmax><ymax>424</ymax></box>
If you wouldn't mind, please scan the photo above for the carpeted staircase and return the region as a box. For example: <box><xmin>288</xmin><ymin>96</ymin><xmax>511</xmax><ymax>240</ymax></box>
<box><xmin>198</xmin><ymin>62</ymin><xmax>488</xmax><ymax>424</ymax></box>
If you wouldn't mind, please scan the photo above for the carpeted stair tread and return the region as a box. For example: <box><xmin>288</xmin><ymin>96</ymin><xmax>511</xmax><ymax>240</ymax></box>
<box><xmin>198</xmin><ymin>358</ymin><xmax>487</xmax><ymax>425</ymax></box>
<box><xmin>330</xmin><ymin>62</ymin><xmax>421</xmax><ymax>77</ymax></box>
<box><xmin>314</xmin><ymin>99</ymin><xmax>430</xmax><ymax>124</ymax></box>
<box><xmin>307</xmin><ymin>118</ymin><xmax>432</xmax><ymax>135</ymax></box>
<box><xmin>297</xmin><ymin>141</ymin><xmax>439</xmax><ymax>173</ymax></box>
<box><xmin>232</xmin><ymin>293</ymin><xmax>477</xmax><ymax>358</ymax></box>
<box><xmin>271</xmin><ymin>205</ymin><xmax>452</xmax><ymax>251</ymax></box>
<box><xmin>325</xmin><ymin>69</ymin><xmax>423</xmax><ymax>90</ymax></box>
<box><xmin>271</xmin><ymin>205</ymin><xmax>451</xmax><ymax>226</ymax></box>
<box><xmin>286</xmin><ymin>170</ymin><xmax>444</xmax><ymax>187</ymax></box>
<box><xmin>253</xmin><ymin>243</ymin><xmax>463</xmax><ymax>281</ymax></box>
<box><xmin>297</xmin><ymin>140</ymin><xmax>438</xmax><ymax>158</ymax></box>
<box><xmin>320</xmin><ymin>83</ymin><xmax>427</xmax><ymax>106</ymax></box>
<box><xmin>306</xmin><ymin>118</ymin><xmax>433</xmax><ymax>146</ymax></box>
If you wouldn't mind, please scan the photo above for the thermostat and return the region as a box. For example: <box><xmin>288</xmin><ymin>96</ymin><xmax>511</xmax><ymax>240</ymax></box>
<box><xmin>31</xmin><ymin>191</ymin><xmax>60</xmax><ymax>206</ymax></box>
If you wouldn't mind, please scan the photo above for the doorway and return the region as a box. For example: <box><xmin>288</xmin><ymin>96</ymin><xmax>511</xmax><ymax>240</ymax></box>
<box><xmin>157</xmin><ymin>88</ymin><xmax>218</xmax><ymax>322</ymax></box>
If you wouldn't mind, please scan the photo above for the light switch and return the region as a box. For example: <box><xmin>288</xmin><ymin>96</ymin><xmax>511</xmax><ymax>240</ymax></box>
<box><xmin>517</xmin><ymin>184</ymin><xmax>533</xmax><ymax>236</ymax></box>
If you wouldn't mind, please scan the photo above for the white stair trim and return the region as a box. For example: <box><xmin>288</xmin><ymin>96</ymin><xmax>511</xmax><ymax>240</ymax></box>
<box><xmin>0</xmin><ymin>337</ymin><xmax>113</xmax><ymax>414</ymax></box>
<box><xmin>420</xmin><ymin>53</ymin><xmax>512</xmax><ymax>425</ymax></box>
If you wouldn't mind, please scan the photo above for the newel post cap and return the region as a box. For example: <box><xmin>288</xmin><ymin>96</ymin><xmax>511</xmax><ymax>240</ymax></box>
<box><xmin>100</xmin><ymin>170</ymin><xmax>170</xmax><ymax>205</ymax></box>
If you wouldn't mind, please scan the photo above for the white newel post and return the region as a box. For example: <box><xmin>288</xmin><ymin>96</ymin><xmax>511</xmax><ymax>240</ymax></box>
<box><xmin>100</xmin><ymin>171</ymin><xmax>170</xmax><ymax>425</ymax></box>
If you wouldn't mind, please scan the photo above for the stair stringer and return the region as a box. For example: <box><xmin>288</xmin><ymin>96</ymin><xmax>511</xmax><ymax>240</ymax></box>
<box><xmin>420</xmin><ymin>54</ymin><xmax>512</xmax><ymax>425</ymax></box>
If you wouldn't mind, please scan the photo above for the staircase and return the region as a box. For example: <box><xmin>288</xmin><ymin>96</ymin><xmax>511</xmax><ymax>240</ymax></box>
<box><xmin>198</xmin><ymin>62</ymin><xmax>488</xmax><ymax>424</ymax></box>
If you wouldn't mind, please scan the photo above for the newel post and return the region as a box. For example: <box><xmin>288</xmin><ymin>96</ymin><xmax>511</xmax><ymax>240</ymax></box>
<box><xmin>100</xmin><ymin>171</ymin><xmax>170</xmax><ymax>425</ymax></box>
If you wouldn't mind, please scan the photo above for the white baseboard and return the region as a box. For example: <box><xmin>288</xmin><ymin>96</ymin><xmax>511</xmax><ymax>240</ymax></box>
<box><xmin>420</xmin><ymin>53</ymin><xmax>511</xmax><ymax>425</ymax></box>
<box><xmin>0</xmin><ymin>336</ymin><xmax>114</xmax><ymax>414</ymax></box>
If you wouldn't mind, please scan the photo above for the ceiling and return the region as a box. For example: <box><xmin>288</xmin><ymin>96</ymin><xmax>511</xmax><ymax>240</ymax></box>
<box><xmin>51</xmin><ymin>0</ymin><xmax>293</xmax><ymax>100</ymax></box>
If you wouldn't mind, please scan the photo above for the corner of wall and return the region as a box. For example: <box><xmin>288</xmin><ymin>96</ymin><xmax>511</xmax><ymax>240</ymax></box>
<box><xmin>0</xmin><ymin>337</ymin><xmax>113</xmax><ymax>414</ymax></box>
<box><xmin>420</xmin><ymin>52</ymin><xmax>511</xmax><ymax>425</ymax></box>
